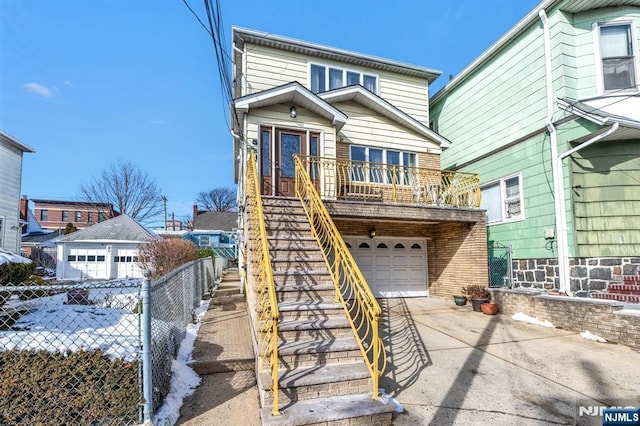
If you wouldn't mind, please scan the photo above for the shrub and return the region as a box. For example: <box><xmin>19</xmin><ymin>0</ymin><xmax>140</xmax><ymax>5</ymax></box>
<box><xmin>0</xmin><ymin>349</ymin><xmax>140</xmax><ymax>425</ymax></box>
<box><xmin>462</xmin><ymin>285</ymin><xmax>491</xmax><ymax>300</ymax></box>
<box><xmin>0</xmin><ymin>262</ymin><xmax>35</xmax><ymax>285</ymax></box>
<box><xmin>197</xmin><ymin>248</ymin><xmax>213</xmax><ymax>259</ymax></box>
<box><xmin>138</xmin><ymin>239</ymin><xmax>198</xmax><ymax>279</ymax></box>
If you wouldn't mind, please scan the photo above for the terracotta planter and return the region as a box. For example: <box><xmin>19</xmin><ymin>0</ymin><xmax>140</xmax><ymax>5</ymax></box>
<box><xmin>470</xmin><ymin>298</ymin><xmax>490</xmax><ymax>312</ymax></box>
<box><xmin>453</xmin><ymin>295</ymin><xmax>467</xmax><ymax>306</ymax></box>
<box><xmin>481</xmin><ymin>302</ymin><xmax>498</xmax><ymax>315</ymax></box>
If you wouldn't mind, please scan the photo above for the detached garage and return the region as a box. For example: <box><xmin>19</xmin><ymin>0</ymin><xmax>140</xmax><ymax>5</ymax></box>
<box><xmin>56</xmin><ymin>215</ymin><xmax>156</xmax><ymax>281</ymax></box>
<box><xmin>345</xmin><ymin>237</ymin><xmax>428</xmax><ymax>297</ymax></box>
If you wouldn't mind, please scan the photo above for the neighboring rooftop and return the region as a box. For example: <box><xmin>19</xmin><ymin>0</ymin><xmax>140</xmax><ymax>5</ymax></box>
<box><xmin>58</xmin><ymin>214</ymin><xmax>157</xmax><ymax>242</ymax></box>
<box><xmin>193</xmin><ymin>211</ymin><xmax>237</xmax><ymax>231</ymax></box>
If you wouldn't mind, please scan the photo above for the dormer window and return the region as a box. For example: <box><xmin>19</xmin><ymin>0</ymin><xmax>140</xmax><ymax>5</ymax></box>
<box><xmin>598</xmin><ymin>23</ymin><xmax>637</xmax><ymax>92</ymax></box>
<box><xmin>310</xmin><ymin>63</ymin><xmax>377</xmax><ymax>94</ymax></box>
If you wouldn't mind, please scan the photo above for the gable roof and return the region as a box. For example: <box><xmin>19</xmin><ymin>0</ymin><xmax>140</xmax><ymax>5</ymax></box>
<box><xmin>431</xmin><ymin>0</ymin><xmax>640</xmax><ymax>102</ymax></box>
<box><xmin>233</xmin><ymin>27</ymin><xmax>441</xmax><ymax>83</ymax></box>
<box><xmin>0</xmin><ymin>129</ymin><xmax>35</xmax><ymax>153</ymax></box>
<box><xmin>319</xmin><ymin>85</ymin><xmax>451</xmax><ymax>148</ymax></box>
<box><xmin>234</xmin><ymin>82</ymin><xmax>348</xmax><ymax>131</ymax></box>
<box><xmin>193</xmin><ymin>211</ymin><xmax>237</xmax><ymax>232</ymax></box>
<box><xmin>58</xmin><ymin>214</ymin><xmax>157</xmax><ymax>243</ymax></box>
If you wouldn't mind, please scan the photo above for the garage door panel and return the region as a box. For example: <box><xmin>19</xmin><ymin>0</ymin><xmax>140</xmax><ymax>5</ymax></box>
<box><xmin>346</xmin><ymin>238</ymin><xmax>428</xmax><ymax>298</ymax></box>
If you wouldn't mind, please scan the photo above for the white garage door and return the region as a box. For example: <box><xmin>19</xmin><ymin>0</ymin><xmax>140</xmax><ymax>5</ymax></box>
<box><xmin>346</xmin><ymin>238</ymin><xmax>428</xmax><ymax>298</ymax></box>
<box><xmin>68</xmin><ymin>247</ymin><xmax>108</xmax><ymax>280</ymax></box>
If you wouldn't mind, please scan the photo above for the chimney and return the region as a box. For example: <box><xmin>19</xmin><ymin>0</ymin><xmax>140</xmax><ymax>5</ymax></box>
<box><xmin>19</xmin><ymin>196</ymin><xmax>29</xmax><ymax>233</ymax></box>
<box><xmin>193</xmin><ymin>203</ymin><xmax>198</xmax><ymax>226</ymax></box>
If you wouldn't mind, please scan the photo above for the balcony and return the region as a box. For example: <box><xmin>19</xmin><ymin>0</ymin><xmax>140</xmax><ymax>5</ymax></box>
<box><xmin>297</xmin><ymin>155</ymin><xmax>481</xmax><ymax>208</ymax></box>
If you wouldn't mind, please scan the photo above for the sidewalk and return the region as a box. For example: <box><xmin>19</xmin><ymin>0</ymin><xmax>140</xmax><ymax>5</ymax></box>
<box><xmin>176</xmin><ymin>270</ymin><xmax>261</xmax><ymax>425</ymax></box>
<box><xmin>177</xmin><ymin>282</ymin><xmax>640</xmax><ymax>425</ymax></box>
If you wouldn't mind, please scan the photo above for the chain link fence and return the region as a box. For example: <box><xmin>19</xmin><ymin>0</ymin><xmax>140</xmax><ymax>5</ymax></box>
<box><xmin>488</xmin><ymin>242</ymin><xmax>513</xmax><ymax>288</ymax></box>
<box><xmin>0</xmin><ymin>257</ymin><xmax>214</xmax><ymax>425</ymax></box>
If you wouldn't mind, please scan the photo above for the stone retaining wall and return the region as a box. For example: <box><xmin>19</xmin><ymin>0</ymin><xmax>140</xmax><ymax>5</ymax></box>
<box><xmin>491</xmin><ymin>289</ymin><xmax>640</xmax><ymax>349</ymax></box>
<box><xmin>511</xmin><ymin>257</ymin><xmax>640</xmax><ymax>294</ymax></box>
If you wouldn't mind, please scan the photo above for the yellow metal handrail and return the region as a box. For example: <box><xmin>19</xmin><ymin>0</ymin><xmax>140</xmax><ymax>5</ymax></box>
<box><xmin>246</xmin><ymin>152</ymin><xmax>280</xmax><ymax>416</ymax></box>
<box><xmin>294</xmin><ymin>154</ymin><xmax>386</xmax><ymax>400</ymax></box>
<box><xmin>302</xmin><ymin>155</ymin><xmax>481</xmax><ymax>207</ymax></box>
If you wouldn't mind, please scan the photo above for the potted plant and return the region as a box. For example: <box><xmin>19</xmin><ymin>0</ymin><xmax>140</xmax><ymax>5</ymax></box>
<box><xmin>462</xmin><ymin>285</ymin><xmax>491</xmax><ymax>312</ymax></box>
<box><xmin>453</xmin><ymin>295</ymin><xmax>467</xmax><ymax>306</ymax></box>
<box><xmin>481</xmin><ymin>302</ymin><xmax>498</xmax><ymax>315</ymax></box>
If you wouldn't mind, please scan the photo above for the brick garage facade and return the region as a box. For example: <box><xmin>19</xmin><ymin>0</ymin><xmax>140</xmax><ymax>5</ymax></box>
<box><xmin>492</xmin><ymin>289</ymin><xmax>640</xmax><ymax>349</ymax></box>
<box><xmin>329</xmin><ymin>201</ymin><xmax>487</xmax><ymax>299</ymax></box>
<box><xmin>512</xmin><ymin>257</ymin><xmax>640</xmax><ymax>294</ymax></box>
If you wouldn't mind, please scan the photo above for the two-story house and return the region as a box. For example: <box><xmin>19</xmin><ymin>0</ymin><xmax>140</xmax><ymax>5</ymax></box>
<box><xmin>430</xmin><ymin>0</ymin><xmax>640</xmax><ymax>297</ymax></box>
<box><xmin>31</xmin><ymin>198</ymin><xmax>119</xmax><ymax>231</ymax></box>
<box><xmin>0</xmin><ymin>130</ymin><xmax>35</xmax><ymax>255</ymax></box>
<box><xmin>230</xmin><ymin>27</ymin><xmax>487</xmax><ymax>424</ymax></box>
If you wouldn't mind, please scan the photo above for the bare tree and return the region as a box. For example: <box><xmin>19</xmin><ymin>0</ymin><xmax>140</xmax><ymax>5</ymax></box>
<box><xmin>79</xmin><ymin>160</ymin><xmax>163</xmax><ymax>223</ymax></box>
<box><xmin>197</xmin><ymin>187</ymin><xmax>237</xmax><ymax>211</ymax></box>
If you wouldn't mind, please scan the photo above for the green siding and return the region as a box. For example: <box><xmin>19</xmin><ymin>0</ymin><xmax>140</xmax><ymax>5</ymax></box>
<box><xmin>571</xmin><ymin>139</ymin><xmax>640</xmax><ymax>257</ymax></box>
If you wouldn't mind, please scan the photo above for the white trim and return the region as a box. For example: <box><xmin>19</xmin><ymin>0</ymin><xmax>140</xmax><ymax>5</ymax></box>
<box><xmin>320</xmin><ymin>85</ymin><xmax>451</xmax><ymax>148</ymax></box>
<box><xmin>481</xmin><ymin>172</ymin><xmax>525</xmax><ymax>225</ymax></box>
<box><xmin>307</xmin><ymin>60</ymin><xmax>380</xmax><ymax>94</ymax></box>
<box><xmin>593</xmin><ymin>19</ymin><xmax>640</xmax><ymax>95</ymax></box>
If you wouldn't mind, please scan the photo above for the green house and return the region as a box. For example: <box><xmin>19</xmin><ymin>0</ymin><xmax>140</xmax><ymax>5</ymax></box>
<box><xmin>430</xmin><ymin>0</ymin><xmax>640</xmax><ymax>295</ymax></box>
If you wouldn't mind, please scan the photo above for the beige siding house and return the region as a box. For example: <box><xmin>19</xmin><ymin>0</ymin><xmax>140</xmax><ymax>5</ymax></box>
<box><xmin>230</xmin><ymin>27</ymin><xmax>488</xmax><ymax>424</ymax></box>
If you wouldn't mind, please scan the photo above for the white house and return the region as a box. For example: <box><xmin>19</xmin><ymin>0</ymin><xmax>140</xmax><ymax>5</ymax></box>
<box><xmin>0</xmin><ymin>130</ymin><xmax>35</xmax><ymax>255</ymax></box>
<box><xmin>56</xmin><ymin>214</ymin><xmax>157</xmax><ymax>280</ymax></box>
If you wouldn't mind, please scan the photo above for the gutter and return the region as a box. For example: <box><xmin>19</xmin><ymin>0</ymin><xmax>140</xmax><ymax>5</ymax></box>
<box><xmin>540</xmin><ymin>9</ymin><xmax>620</xmax><ymax>295</ymax></box>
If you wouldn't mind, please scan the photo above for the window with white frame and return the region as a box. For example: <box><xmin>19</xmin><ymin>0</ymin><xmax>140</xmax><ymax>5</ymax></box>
<box><xmin>350</xmin><ymin>145</ymin><xmax>416</xmax><ymax>184</ymax></box>
<box><xmin>310</xmin><ymin>63</ymin><xmax>377</xmax><ymax>94</ymax></box>
<box><xmin>598</xmin><ymin>22</ymin><xmax>637</xmax><ymax>92</ymax></box>
<box><xmin>199</xmin><ymin>235</ymin><xmax>210</xmax><ymax>247</ymax></box>
<box><xmin>480</xmin><ymin>174</ymin><xmax>524</xmax><ymax>224</ymax></box>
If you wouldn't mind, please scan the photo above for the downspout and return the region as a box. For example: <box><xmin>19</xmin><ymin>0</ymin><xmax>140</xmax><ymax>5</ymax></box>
<box><xmin>540</xmin><ymin>9</ymin><xmax>571</xmax><ymax>295</ymax></box>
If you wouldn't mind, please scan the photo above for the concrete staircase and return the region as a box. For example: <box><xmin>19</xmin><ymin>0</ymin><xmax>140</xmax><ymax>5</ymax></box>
<box><xmin>257</xmin><ymin>197</ymin><xmax>393</xmax><ymax>426</ymax></box>
<box><xmin>592</xmin><ymin>273</ymin><xmax>640</xmax><ymax>304</ymax></box>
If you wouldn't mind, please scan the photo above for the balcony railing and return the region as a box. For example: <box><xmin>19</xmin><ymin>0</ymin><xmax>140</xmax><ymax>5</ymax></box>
<box><xmin>298</xmin><ymin>156</ymin><xmax>481</xmax><ymax>208</ymax></box>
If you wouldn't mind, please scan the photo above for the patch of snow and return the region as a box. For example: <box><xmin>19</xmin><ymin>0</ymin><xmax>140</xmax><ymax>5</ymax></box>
<box><xmin>0</xmin><ymin>248</ymin><xmax>32</xmax><ymax>265</ymax></box>
<box><xmin>580</xmin><ymin>330</ymin><xmax>607</xmax><ymax>343</ymax></box>
<box><xmin>153</xmin><ymin>299</ymin><xmax>210</xmax><ymax>426</ymax></box>
<box><xmin>512</xmin><ymin>312</ymin><xmax>555</xmax><ymax>328</ymax></box>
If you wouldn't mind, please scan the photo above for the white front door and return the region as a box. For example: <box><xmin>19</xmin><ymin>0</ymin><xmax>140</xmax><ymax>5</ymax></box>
<box><xmin>346</xmin><ymin>237</ymin><xmax>428</xmax><ymax>297</ymax></box>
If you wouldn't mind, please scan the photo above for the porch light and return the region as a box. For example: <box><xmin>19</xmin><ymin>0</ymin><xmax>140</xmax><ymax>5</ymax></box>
<box><xmin>368</xmin><ymin>226</ymin><xmax>376</xmax><ymax>239</ymax></box>
<box><xmin>289</xmin><ymin>104</ymin><xmax>297</xmax><ymax>118</ymax></box>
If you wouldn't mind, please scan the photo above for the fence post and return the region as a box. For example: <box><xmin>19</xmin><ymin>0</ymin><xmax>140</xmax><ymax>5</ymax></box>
<box><xmin>141</xmin><ymin>271</ymin><xmax>153</xmax><ymax>423</ymax></box>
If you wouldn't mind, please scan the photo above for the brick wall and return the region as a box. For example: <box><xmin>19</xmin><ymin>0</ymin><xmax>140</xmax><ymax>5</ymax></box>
<box><xmin>512</xmin><ymin>256</ymin><xmax>640</xmax><ymax>295</ymax></box>
<box><xmin>334</xmin><ymin>219</ymin><xmax>487</xmax><ymax>299</ymax></box>
<box><xmin>492</xmin><ymin>289</ymin><xmax>640</xmax><ymax>349</ymax></box>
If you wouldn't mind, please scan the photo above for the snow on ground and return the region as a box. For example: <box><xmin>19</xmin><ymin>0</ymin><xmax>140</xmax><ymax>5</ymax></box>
<box><xmin>153</xmin><ymin>299</ymin><xmax>210</xmax><ymax>426</ymax></box>
<box><xmin>0</xmin><ymin>281</ymin><xmax>142</xmax><ymax>360</ymax></box>
<box><xmin>1</xmin><ymin>276</ymin><xmax>208</xmax><ymax>423</ymax></box>
<box><xmin>580</xmin><ymin>330</ymin><xmax>607</xmax><ymax>343</ymax></box>
<box><xmin>512</xmin><ymin>312</ymin><xmax>555</xmax><ymax>328</ymax></box>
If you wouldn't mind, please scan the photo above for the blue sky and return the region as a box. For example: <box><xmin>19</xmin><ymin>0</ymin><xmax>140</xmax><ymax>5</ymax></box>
<box><xmin>0</xmin><ymin>0</ymin><xmax>540</xmax><ymax>226</ymax></box>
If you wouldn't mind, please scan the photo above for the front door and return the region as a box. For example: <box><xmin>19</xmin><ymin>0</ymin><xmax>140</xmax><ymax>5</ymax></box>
<box><xmin>275</xmin><ymin>129</ymin><xmax>305</xmax><ymax>196</ymax></box>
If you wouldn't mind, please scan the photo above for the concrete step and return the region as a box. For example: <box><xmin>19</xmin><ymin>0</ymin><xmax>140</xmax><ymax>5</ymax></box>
<box><xmin>261</xmin><ymin>393</ymin><xmax>393</xmax><ymax>426</ymax></box>
<box><xmin>268</xmin><ymin>238</ymin><xmax>319</xmax><ymax>251</ymax></box>
<box><xmin>277</xmin><ymin>317</ymin><xmax>352</xmax><ymax>340</ymax></box>
<box><xmin>591</xmin><ymin>293</ymin><xmax>640</xmax><ymax>303</ymax></box>
<box><xmin>260</xmin><ymin>362</ymin><xmax>371</xmax><ymax>406</ymax></box>
<box><xmin>276</xmin><ymin>286</ymin><xmax>335</xmax><ymax>304</ymax></box>
<box><xmin>277</xmin><ymin>300</ymin><xmax>345</xmax><ymax>321</ymax></box>
<box><xmin>276</xmin><ymin>336</ymin><xmax>362</xmax><ymax>370</ymax></box>
<box><xmin>271</xmin><ymin>259</ymin><xmax>328</xmax><ymax>272</ymax></box>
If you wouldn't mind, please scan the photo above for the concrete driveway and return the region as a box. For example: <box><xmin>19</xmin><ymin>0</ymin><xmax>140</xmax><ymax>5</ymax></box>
<box><xmin>379</xmin><ymin>298</ymin><xmax>640</xmax><ymax>425</ymax></box>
